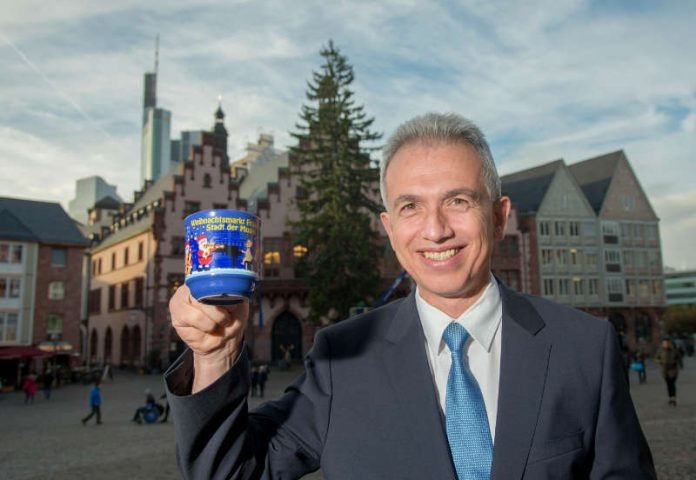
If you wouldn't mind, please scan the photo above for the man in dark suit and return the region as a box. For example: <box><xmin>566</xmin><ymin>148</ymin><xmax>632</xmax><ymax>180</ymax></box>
<box><xmin>165</xmin><ymin>113</ymin><xmax>655</xmax><ymax>479</ymax></box>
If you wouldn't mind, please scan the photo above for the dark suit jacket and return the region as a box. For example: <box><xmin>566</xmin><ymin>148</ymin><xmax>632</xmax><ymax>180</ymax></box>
<box><xmin>165</xmin><ymin>282</ymin><xmax>655</xmax><ymax>479</ymax></box>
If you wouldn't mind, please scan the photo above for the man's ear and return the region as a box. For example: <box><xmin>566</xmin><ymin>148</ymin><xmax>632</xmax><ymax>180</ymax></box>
<box><xmin>380</xmin><ymin>211</ymin><xmax>394</xmax><ymax>241</ymax></box>
<box><xmin>494</xmin><ymin>196</ymin><xmax>512</xmax><ymax>241</ymax></box>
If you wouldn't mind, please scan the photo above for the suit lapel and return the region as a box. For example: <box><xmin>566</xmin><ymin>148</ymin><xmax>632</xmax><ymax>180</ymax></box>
<box><xmin>380</xmin><ymin>293</ymin><xmax>456</xmax><ymax>479</ymax></box>
<box><xmin>491</xmin><ymin>284</ymin><xmax>551</xmax><ymax>480</ymax></box>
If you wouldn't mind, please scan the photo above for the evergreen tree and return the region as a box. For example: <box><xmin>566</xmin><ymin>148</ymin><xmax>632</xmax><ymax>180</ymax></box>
<box><xmin>290</xmin><ymin>40</ymin><xmax>382</xmax><ymax>324</ymax></box>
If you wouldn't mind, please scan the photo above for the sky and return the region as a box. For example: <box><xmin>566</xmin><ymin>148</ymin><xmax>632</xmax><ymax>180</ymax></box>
<box><xmin>0</xmin><ymin>0</ymin><xmax>694</xmax><ymax>269</ymax></box>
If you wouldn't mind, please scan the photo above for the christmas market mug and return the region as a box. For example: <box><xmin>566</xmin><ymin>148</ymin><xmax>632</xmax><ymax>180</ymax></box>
<box><xmin>184</xmin><ymin>209</ymin><xmax>261</xmax><ymax>304</ymax></box>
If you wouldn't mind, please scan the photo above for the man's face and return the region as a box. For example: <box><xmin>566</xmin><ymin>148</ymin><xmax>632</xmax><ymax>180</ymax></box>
<box><xmin>380</xmin><ymin>140</ymin><xmax>510</xmax><ymax>315</ymax></box>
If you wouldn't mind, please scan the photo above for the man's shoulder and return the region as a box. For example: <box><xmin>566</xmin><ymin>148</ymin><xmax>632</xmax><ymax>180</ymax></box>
<box><xmin>506</xmin><ymin>288</ymin><xmax>611</xmax><ymax>339</ymax></box>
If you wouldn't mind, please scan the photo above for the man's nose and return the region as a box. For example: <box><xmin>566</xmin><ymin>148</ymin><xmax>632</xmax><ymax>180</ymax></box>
<box><xmin>421</xmin><ymin>208</ymin><xmax>454</xmax><ymax>242</ymax></box>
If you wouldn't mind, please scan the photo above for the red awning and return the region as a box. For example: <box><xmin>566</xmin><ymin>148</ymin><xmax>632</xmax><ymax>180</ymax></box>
<box><xmin>0</xmin><ymin>346</ymin><xmax>53</xmax><ymax>360</ymax></box>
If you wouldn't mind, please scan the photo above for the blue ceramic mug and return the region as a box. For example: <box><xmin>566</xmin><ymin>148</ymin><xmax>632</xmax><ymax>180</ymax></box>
<box><xmin>184</xmin><ymin>209</ymin><xmax>261</xmax><ymax>304</ymax></box>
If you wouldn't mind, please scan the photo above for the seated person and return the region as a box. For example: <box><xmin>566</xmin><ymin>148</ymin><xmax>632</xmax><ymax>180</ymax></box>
<box><xmin>132</xmin><ymin>388</ymin><xmax>163</xmax><ymax>424</ymax></box>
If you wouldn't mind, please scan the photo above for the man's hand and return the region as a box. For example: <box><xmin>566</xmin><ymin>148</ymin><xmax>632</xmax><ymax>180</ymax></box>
<box><xmin>169</xmin><ymin>285</ymin><xmax>249</xmax><ymax>393</ymax></box>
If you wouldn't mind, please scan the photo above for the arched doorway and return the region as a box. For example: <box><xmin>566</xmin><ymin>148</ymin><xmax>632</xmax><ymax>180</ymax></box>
<box><xmin>120</xmin><ymin>326</ymin><xmax>131</xmax><ymax>365</ymax></box>
<box><xmin>131</xmin><ymin>325</ymin><xmax>142</xmax><ymax>365</ymax></box>
<box><xmin>90</xmin><ymin>329</ymin><xmax>99</xmax><ymax>363</ymax></box>
<box><xmin>271</xmin><ymin>311</ymin><xmax>302</xmax><ymax>363</ymax></box>
<box><xmin>104</xmin><ymin>327</ymin><xmax>113</xmax><ymax>363</ymax></box>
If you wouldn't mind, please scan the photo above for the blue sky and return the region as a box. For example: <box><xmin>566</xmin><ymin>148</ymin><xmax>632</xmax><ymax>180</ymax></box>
<box><xmin>0</xmin><ymin>0</ymin><xmax>695</xmax><ymax>269</ymax></box>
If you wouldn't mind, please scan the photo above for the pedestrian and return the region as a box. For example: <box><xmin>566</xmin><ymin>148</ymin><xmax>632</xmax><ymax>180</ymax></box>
<box><xmin>81</xmin><ymin>380</ymin><xmax>102</xmax><ymax>425</ymax></box>
<box><xmin>22</xmin><ymin>372</ymin><xmax>37</xmax><ymax>405</ymax></box>
<box><xmin>165</xmin><ymin>112</ymin><xmax>655</xmax><ymax>478</ymax></box>
<box><xmin>655</xmin><ymin>338</ymin><xmax>683</xmax><ymax>406</ymax></box>
<box><xmin>42</xmin><ymin>368</ymin><xmax>55</xmax><ymax>400</ymax></box>
<box><xmin>250</xmin><ymin>366</ymin><xmax>259</xmax><ymax>397</ymax></box>
<box><xmin>132</xmin><ymin>388</ymin><xmax>162</xmax><ymax>424</ymax></box>
<box><xmin>634</xmin><ymin>351</ymin><xmax>647</xmax><ymax>384</ymax></box>
<box><xmin>258</xmin><ymin>365</ymin><xmax>268</xmax><ymax>398</ymax></box>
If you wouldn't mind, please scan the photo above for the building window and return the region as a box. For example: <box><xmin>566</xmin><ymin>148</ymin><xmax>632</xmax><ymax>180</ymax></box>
<box><xmin>497</xmin><ymin>236</ymin><xmax>519</xmax><ymax>256</ymax></box>
<box><xmin>588</xmin><ymin>278</ymin><xmax>599</xmax><ymax>295</ymax></box>
<box><xmin>626</xmin><ymin>280</ymin><xmax>636</xmax><ymax>297</ymax></box>
<box><xmin>585</xmin><ymin>251</ymin><xmax>598</xmax><ymax>268</ymax></box>
<box><xmin>0</xmin><ymin>244</ymin><xmax>24</xmax><ymax>264</ymax></box>
<box><xmin>293</xmin><ymin>245</ymin><xmax>309</xmax><ymax>258</ymax></box>
<box><xmin>607</xmin><ymin>278</ymin><xmax>623</xmax><ymax>302</ymax></box>
<box><xmin>645</xmin><ymin>225</ymin><xmax>657</xmax><ymax>241</ymax></box>
<box><xmin>639</xmin><ymin>280</ymin><xmax>650</xmax><ymax>297</ymax></box>
<box><xmin>558</xmin><ymin>278</ymin><xmax>570</xmax><ymax>296</ymax></box>
<box><xmin>624</xmin><ymin>251</ymin><xmax>634</xmax><ymax>266</ymax></box>
<box><xmin>98</xmin><ymin>258</ymin><xmax>102</xmax><ymax>274</ymax></box>
<box><xmin>621</xmin><ymin>195</ymin><xmax>635</xmax><ymax>211</ymax></box>
<box><xmin>555</xmin><ymin>249</ymin><xmax>568</xmax><ymax>266</ymax></box>
<box><xmin>111</xmin><ymin>252</ymin><xmax>116</xmax><ymax>270</ymax></box>
<box><xmin>48</xmin><ymin>281</ymin><xmax>65</xmax><ymax>300</ymax></box>
<box><xmin>602</xmin><ymin>222</ymin><xmax>619</xmax><ymax>244</ymax></box>
<box><xmin>8</xmin><ymin>278</ymin><xmax>21</xmax><ymax>298</ymax></box>
<box><xmin>648</xmin><ymin>251</ymin><xmax>660</xmax><ymax>268</ymax></box>
<box><xmin>108</xmin><ymin>285</ymin><xmax>116</xmax><ymax>311</ymax></box>
<box><xmin>184</xmin><ymin>201</ymin><xmax>201</xmax><ymax>217</ymax></box>
<box><xmin>554</xmin><ymin>221</ymin><xmax>566</xmax><ymax>237</ymax></box>
<box><xmin>543</xmin><ymin>279</ymin><xmax>554</xmax><ymax>296</ymax></box>
<box><xmin>51</xmin><ymin>248</ymin><xmax>67</xmax><ymax>267</ymax></box>
<box><xmin>203</xmin><ymin>173</ymin><xmax>212</xmax><ymax>188</ymax></box>
<box><xmin>92</xmin><ymin>259</ymin><xmax>97</xmax><ymax>276</ymax></box>
<box><xmin>124</xmin><ymin>247</ymin><xmax>129</xmax><ymax>266</ymax></box>
<box><xmin>633</xmin><ymin>224</ymin><xmax>644</xmax><ymax>239</ymax></box>
<box><xmin>121</xmin><ymin>281</ymin><xmax>130</xmax><ymax>309</ymax></box>
<box><xmin>46</xmin><ymin>313</ymin><xmax>63</xmax><ymax>337</ymax></box>
<box><xmin>569</xmin><ymin>222</ymin><xmax>580</xmax><ymax>237</ymax></box>
<box><xmin>212</xmin><ymin>203</ymin><xmax>228</xmax><ymax>210</ymax></box>
<box><xmin>89</xmin><ymin>289</ymin><xmax>102</xmax><ymax>314</ymax></box>
<box><xmin>569</xmin><ymin>248</ymin><xmax>580</xmax><ymax>266</ymax></box>
<box><xmin>604</xmin><ymin>249</ymin><xmax>621</xmax><ymax>272</ymax></box>
<box><xmin>134</xmin><ymin>278</ymin><xmax>144</xmax><ymax>307</ymax></box>
<box><xmin>652</xmin><ymin>280</ymin><xmax>662</xmax><ymax>296</ymax></box>
<box><xmin>539</xmin><ymin>221</ymin><xmax>550</xmax><ymax>237</ymax></box>
<box><xmin>263</xmin><ymin>238</ymin><xmax>281</xmax><ymax>277</ymax></box>
<box><xmin>138</xmin><ymin>242</ymin><xmax>144</xmax><ymax>261</ymax></box>
<box><xmin>621</xmin><ymin>223</ymin><xmax>632</xmax><ymax>239</ymax></box>
<box><xmin>0</xmin><ymin>312</ymin><xmax>19</xmax><ymax>342</ymax></box>
<box><xmin>171</xmin><ymin>236</ymin><xmax>186</xmax><ymax>256</ymax></box>
<box><xmin>168</xmin><ymin>274</ymin><xmax>185</xmax><ymax>296</ymax></box>
<box><xmin>541</xmin><ymin>249</ymin><xmax>553</xmax><ymax>266</ymax></box>
<box><xmin>573</xmin><ymin>278</ymin><xmax>584</xmax><ymax>295</ymax></box>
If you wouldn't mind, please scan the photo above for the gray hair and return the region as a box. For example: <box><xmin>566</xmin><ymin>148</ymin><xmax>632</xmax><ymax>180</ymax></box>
<box><xmin>380</xmin><ymin>112</ymin><xmax>501</xmax><ymax>209</ymax></box>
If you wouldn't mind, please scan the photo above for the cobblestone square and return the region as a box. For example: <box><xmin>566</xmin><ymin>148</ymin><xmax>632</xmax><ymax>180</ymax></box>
<box><xmin>0</xmin><ymin>357</ymin><xmax>693</xmax><ymax>479</ymax></box>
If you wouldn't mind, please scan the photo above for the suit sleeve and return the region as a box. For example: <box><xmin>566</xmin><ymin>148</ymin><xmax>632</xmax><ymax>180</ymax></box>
<box><xmin>589</xmin><ymin>323</ymin><xmax>656</xmax><ymax>479</ymax></box>
<box><xmin>164</xmin><ymin>333</ymin><xmax>332</xmax><ymax>480</ymax></box>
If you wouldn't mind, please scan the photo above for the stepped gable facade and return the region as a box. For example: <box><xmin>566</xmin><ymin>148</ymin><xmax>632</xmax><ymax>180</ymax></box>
<box><xmin>88</xmin><ymin>132</ymin><xmax>245</xmax><ymax>368</ymax></box>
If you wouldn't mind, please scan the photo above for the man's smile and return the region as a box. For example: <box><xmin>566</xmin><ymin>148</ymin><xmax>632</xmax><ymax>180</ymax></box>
<box><xmin>420</xmin><ymin>247</ymin><xmax>462</xmax><ymax>261</ymax></box>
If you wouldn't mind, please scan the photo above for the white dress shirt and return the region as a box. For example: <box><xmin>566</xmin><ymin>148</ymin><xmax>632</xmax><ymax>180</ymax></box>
<box><xmin>416</xmin><ymin>274</ymin><xmax>502</xmax><ymax>442</ymax></box>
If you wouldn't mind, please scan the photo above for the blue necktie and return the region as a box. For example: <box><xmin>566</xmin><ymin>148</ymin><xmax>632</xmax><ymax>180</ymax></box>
<box><xmin>443</xmin><ymin>322</ymin><xmax>493</xmax><ymax>480</ymax></box>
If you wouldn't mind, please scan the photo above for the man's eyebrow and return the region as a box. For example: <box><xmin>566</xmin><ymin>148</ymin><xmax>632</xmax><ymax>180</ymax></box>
<box><xmin>392</xmin><ymin>194</ymin><xmax>420</xmax><ymax>207</ymax></box>
<box><xmin>443</xmin><ymin>188</ymin><xmax>482</xmax><ymax>201</ymax></box>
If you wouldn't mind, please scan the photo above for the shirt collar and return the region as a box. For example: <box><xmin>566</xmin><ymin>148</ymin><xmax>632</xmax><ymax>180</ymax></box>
<box><xmin>416</xmin><ymin>274</ymin><xmax>502</xmax><ymax>358</ymax></box>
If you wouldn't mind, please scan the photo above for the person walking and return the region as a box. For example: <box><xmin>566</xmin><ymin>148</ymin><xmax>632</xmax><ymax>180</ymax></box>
<box><xmin>42</xmin><ymin>368</ymin><xmax>55</xmax><ymax>400</ymax></box>
<box><xmin>81</xmin><ymin>380</ymin><xmax>102</xmax><ymax>425</ymax></box>
<box><xmin>635</xmin><ymin>351</ymin><xmax>647</xmax><ymax>384</ymax></box>
<box><xmin>655</xmin><ymin>338</ymin><xmax>683</xmax><ymax>406</ymax></box>
<box><xmin>22</xmin><ymin>372</ymin><xmax>37</xmax><ymax>405</ymax></box>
